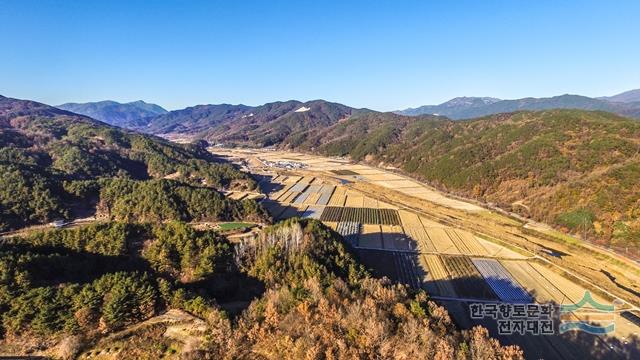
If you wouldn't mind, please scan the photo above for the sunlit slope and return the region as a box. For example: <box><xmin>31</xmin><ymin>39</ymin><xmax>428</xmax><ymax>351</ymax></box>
<box><xmin>295</xmin><ymin>109</ymin><xmax>640</xmax><ymax>248</ymax></box>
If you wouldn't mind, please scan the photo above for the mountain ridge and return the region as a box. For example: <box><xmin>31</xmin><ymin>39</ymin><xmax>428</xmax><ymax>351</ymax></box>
<box><xmin>57</xmin><ymin>99</ymin><xmax>168</xmax><ymax>127</ymax></box>
<box><xmin>397</xmin><ymin>92</ymin><xmax>640</xmax><ymax>119</ymax></box>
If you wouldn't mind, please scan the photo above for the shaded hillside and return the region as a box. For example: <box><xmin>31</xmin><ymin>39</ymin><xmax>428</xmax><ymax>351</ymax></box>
<box><xmin>57</xmin><ymin>100</ymin><xmax>167</xmax><ymax>127</ymax></box>
<box><xmin>398</xmin><ymin>94</ymin><xmax>640</xmax><ymax>120</ymax></box>
<box><xmin>134</xmin><ymin>99</ymin><xmax>362</xmax><ymax>146</ymax></box>
<box><xmin>295</xmin><ymin>110</ymin><xmax>640</xmax><ymax>249</ymax></box>
<box><xmin>0</xmin><ymin>95</ymin><xmax>262</xmax><ymax>231</ymax></box>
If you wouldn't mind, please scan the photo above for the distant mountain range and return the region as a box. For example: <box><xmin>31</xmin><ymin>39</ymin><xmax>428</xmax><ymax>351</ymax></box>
<box><xmin>397</xmin><ymin>90</ymin><xmax>640</xmax><ymax>119</ymax></box>
<box><xmin>598</xmin><ymin>88</ymin><xmax>640</xmax><ymax>103</ymax></box>
<box><xmin>57</xmin><ymin>100</ymin><xmax>167</xmax><ymax>127</ymax></box>
<box><xmin>127</xmin><ymin>100</ymin><xmax>367</xmax><ymax>147</ymax></box>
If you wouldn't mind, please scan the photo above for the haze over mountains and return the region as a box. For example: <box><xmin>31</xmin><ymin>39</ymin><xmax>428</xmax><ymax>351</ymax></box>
<box><xmin>55</xmin><ymin>89</ymin><xmax>640</xmax><ymax>136</ymax></box>
<box><xmin>397</xmin><ymin>90</ymin><xmax>640</xmax><ymax>119</ymax></box>
<box><xmin>57</xmin><ymin>100</ymin><xmax>167</xmax><ymax>127</ymax></box>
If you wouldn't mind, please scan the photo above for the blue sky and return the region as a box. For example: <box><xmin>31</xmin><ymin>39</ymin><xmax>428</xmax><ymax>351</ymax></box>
<box><xmin>1</xmin><ymin>0</ymin><xmax>639</xmax><ymax>111</ymax></box>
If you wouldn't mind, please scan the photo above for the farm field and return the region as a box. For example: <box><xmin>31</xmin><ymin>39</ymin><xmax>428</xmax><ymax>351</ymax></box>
<box><xmin>425</xmin><ymin>227</ymin><xmax>460</xmax><ymax>254</ymax></box>
<box><xmin>336</xmin><ymin>221</ymin><xmax>361</xmax><ymax>246</ymax></box>
<box><xmin>423</xmin><ymin>254</ymin><xmax>457</xmax><ymax>297</ymax></box>
<box><xmin>501</xmin><ymin>260</ymin><xmax>567</xmax><ymax>303</ymax></box>
<box><xmin>441</xmin><ymin>255</ymin><xmax>497</xmax><ymax>300</ymax></box>
<box><xmin>358</xmin><ymin>224</ymin><xmax>383</xmax><ymax>249</ymax></box>
<box><xmin>381</xmin><ymin>225</ymin><xmax>413</xmax><ymax>251</ymax></box>
<box><xmin>300</xmin><ymin>206</ymin><xmax>323</xmax><ymax>220</ymax></box>
<box><xmin>211</xmin><ymin>148</ymin><xmax>640</xmax><ymax>351</ymax></box>
<box><xmin>471</xmin><ymin>258</ymin><xmax>532</xmax><ymax>303</ymax></box>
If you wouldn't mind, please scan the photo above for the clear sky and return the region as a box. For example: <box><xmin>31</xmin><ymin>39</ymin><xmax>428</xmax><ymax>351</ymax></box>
<box><xmin>1</xmin><ymin>0</ymin><xmax>639</xmax><ymax>111</ymax></box>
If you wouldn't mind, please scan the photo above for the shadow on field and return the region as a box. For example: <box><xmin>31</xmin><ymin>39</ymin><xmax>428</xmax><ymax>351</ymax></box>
<box><xmin>256</xmin><ymin>174</ymin><xmax>286</xmax><ymax>194</ymax></box>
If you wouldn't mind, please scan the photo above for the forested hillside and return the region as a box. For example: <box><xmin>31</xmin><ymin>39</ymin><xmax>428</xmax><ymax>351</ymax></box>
<box><xmin>292</xmin><ymin>109</ymin><xmax>640</xmax><ymax>249</ymax></box>
<box><xmin>0</xmin><ymin>95</ymin><xmax>264</xmax><ymax>231</ymax></box>
<box><xmin>0</xmin><ymin>219</ymin><xmax>522</xmax><ymax>359</ymax></box>
<box><xmin>397</xmin><ymin>94</ymin><xmax>640</xmax><ymax>119</ymax></box>
<box><xmin>130</xmin><ymin>99</ymin><xmax>361</xmax><ymax>146</ymax></box>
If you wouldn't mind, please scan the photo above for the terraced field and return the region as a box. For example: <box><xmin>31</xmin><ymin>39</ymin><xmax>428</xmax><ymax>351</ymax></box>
<box><xmin>212</xmin><ymin>148</ymin><xmax>640</xmax><ymax>358</ymax></box>
<box><xmin>328</xmin><ymin>188</ymin><xmax>346</xmax><ymax>206</ymax></box>
<box><xmin>423</xmin><ymin>255</ymin><xmax>457</xmax><ymax>297</ymax></box>
<box><xmin>381</xmin><ymin>225</ymin><xmax>413</xmax><ymax>251</ymax></box>
<box><xmin>320</xmin><ymin>207</ymin><xmax>401</xmax><ymax>225</ymax></box>
<box><xmin>472</xmin><ymin>258</ymin><xmax>532</xmax><ymax>303</ymax></box>
<box><xmin>425</xmin><ymin>228</ymin><xmax>460</xmax><ymax>254</ymax></box>
<box><xmin>358</xmin><ymin>224</ymin><xmax>383</xmax><ymax>248</ymax></box>
<box><xmin>441</xmin><ymin>255</ymin><xmax>497</xmax><ymax>300</ymax></box>
<box><xmin>501</xmin><ymin>261</ymin><xmax>566</xmax><ymax>303</ymax></box>
<box><xmin>447</xmin><ymin>229</ymin><xmax>489</xmax><ymax>256</ymax></box>
<box><xmin>393</xmin><ymin>252</ymin><xmax>422</xmax><ymax>288</ymax></box>
<box><xmin>336</xmin><ymin>221</ymin><xmax>361</xmax><ymax>246</ymax></box>
<box><xmin>300</xmin><ymin>205</ymin><xmax>324</xmax><ymax>220</ymax></box>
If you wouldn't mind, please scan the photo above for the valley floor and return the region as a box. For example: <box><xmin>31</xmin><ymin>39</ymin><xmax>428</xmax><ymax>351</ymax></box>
<box><xmin>211</xmin><ymin>147</ymin><xmax>640</xmax><ymax>360</ymax></box>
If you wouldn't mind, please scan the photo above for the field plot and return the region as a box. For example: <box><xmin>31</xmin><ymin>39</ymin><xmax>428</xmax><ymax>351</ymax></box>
<box><xmin>316</xmin><ymin>185</ymin><xmax>335</xmax><ymax>205</ymax></box>
<box><xmin>320</xmin><ymin>206</ymin><xmax>343</xmax><ymax>222</ymax></box>
<box><xmin>281</xmin><ymin>191</ymin><xmax>300</xmax><ymax>203</ymax></box>
<box><xmin>342</xmin><ymin>207</ymin><xmax>378</xmax><ymax>224</ymax></box>
<box><xmin>381</xmin><ymin>225</ymin><xmax>413</xmax><ymax>251</ymax></box>
<box><xmin>424</xmin><ymin>228</ymin><xmax>460</xmax><ymax>254</ymax></box>
<box><xmin>378</xmin><ymin>208</ymin><xmax>401</xmax><ymax>225</ymax></box>
<box><xmin>353</xmin><ymin>168</ymin><xmax>389</xmax><ymax>175</ymax></box>
<box><xmin>399</xmin><ymin>211</ymin><xmax>437</xmax><ymax>252</ymax></box>
<box><xmin>330</xmin><ymin>169</ymin><xmax>358</xmax><ymax>175</ymax></box>
<box><xmin>393</xmin><ymin>252</ymin><xmax>423</xmax><ymax>288</ymax></box>
<box><xmin>289</xmin><ymin>182</ymin><xmax>308</xmax><ymax>192</ymax></box>
<box><xmin>336</xmin><ymin>221</ymin><xmax>361</xmax><ymax>246</ymax></box>
<box><xmin>301</xmin><ymin>206</ymin><xmax>324</xmax><ymax>220</ymax></box>
<box><xmin>301</xmin><ymin>176</ymin><xmax>315</xmax><ymax>184</ymax></box>
<box><xmin>363</xmin><ymin>196</ymin><xmax>378</xmax><ymax>208</ymax></box>
<box><xmin>327</xmin><ymin>188</ymin><xmax>346</xmax><ymax>206</ymax></box>
<box><xmin>501</xmin><ymin>261</ymin><xmax>566</xmax><ymax>303</ymax></box>
<box><xmin>441</xmin><ymin>256</ymin><xmax>497</xmax><ymax>300</ymax></box>
<box><xmin>272</xmin><ymin>185</ymin><xmax>293</xmax><ymax>200</ymax></box>
<box><xmin>378</xmin><ymin>180</ymin><xmax>423</xmax><ymax>189</ymax></box>
<box><xmin>293</xmin><ymin>185</ymin><xmax>321</xmax><ymax>204</ymax></box>
<box><xmin>472</xmin><ymin>259</ymin><xmax>532</xmax><ymax>303</ymax></box>
<box><xmin>325</xmin><ymin>207</ymin><xmax>402</xmax><ymax>225</ymax></box>
<box><xmin>283</xmin><ymin>176</ymin><xmax>302</xmax><ymax>184</ymax></box>
<box><xmin>423</xmin><ymin>255</ymin><xmax>457</xmax><ymax>297</ymax></box>
<box><xmin>447</xmin><ymin>229</ymin><xmax>489</xmax><ymax>256</ymax></box>
<box><xmin>303</xmin><ymin>192</ymin><xmax>321</xmax><ymax>205</ymax></box>
<box><xmin>530</xmin><ymin>263</ymin><xmax>609</xmax><ymax>306</ymax></box>
<box><xmin>344</xmin><ymin>193</ymin><xmax>364</xmax><ymax>207</ymax></box>
<box><xmin>358</xmin><ymin>224</ymin><xmax>383</xmax><ymax>249</ymax></box>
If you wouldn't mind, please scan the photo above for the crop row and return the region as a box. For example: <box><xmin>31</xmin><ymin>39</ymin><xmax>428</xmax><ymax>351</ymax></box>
<box><xmin>336</xmin><ymin>221</ymin><xmax>361</xmax><ymax>246</ymax></box>
<box><xmin>441</xmin><ymin>256</ymin><xmax>497</xmax><ymax>300</ymax></box>
<box><xmin>472</xmin><ymin>258</ymin><xmax>532</xmax><ymax>303</ymax></box>
<box><xmin>319</xmin><ymin>207</ymin><xmax>401</xmax><ymax>225</ymax></box>
<box><xmin>393</xmin><ymin>252</ymin><xmax>422</xmax><ymax>289</ymax></box>
<box><xmin>423</xmin><ymin>255</ymin><xmax>457</xmax><ymax>297</ymax></box>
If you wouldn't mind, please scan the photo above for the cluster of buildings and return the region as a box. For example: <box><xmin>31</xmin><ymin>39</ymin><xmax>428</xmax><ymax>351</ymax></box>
<box><xmin>259</xmin><ymin>159</ymin><xmax>308</xmax><ymax>170</ymax></box>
